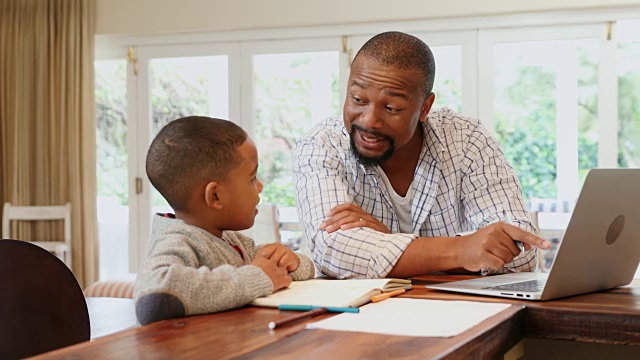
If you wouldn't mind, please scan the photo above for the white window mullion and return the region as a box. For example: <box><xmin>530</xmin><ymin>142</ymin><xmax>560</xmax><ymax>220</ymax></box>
<box><xmin>227</xmin><ymin>46</ymin><xmax>242</xmax><ymax>125</ymax></box>
<box><xmin>597</xmin><ymin>34</ymin><xmax>619</xmax><ymax>168</ymax></box>
<box><xmin>239</xmin><ymin>44</ymin><xmax>254</xmax><ymax>133</ymax></box>
<box><xmin>461</xmin><ymin>30</ymin><xmax>479</xmax><ymax>118</ymax></box>
<box><xmin>555</xmin><ymin>44</ymin><xmax>579</xmax><ymax>200</ymax></box>
<box><xmin>477</xmin><ymin>30</ymin><xmax>495</xmax><ymax>133</ymax></box>
<box><xmin>309</xmin><ymin>56</ymin><xmax>335</xmax><ymax>123</ymax></box>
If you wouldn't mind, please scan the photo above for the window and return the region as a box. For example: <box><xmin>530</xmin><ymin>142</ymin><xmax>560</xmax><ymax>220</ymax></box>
<box><xmin>617</xmin><ymin>20</ymin><xmax>640</xmax><ymax>169</ymax></box>
<box><xmin>431</xmin><ymin>45</ymin><xmax>463</xmax><ymax>112</ymax></box>
<box><xmin>95</xmin><ymin>16</ymin><xmax>640</xmax><ymax>277</ymax></box>
<box><xmin>148</xmin><ymin>55</ymin><xmax>230</xmax><ymax>213</ymax></box>
<box><xmin>243</xmin><ymin>39</ymin><xmax>342</xmax><ymax>208</ymax></box>
<box><xmin>492</xmin><ymin>38</ymin><xmax>600</xmax><ymax>200</ymax></box>
<box><xmin>95</xmin><ymin>58</ymin><xmax>129</xmax><ymax>279</ymax></box>
<box><xmin>480</xmin><ymin>25</ymin><xmax>604</xmax><ymax>202</ymax></box>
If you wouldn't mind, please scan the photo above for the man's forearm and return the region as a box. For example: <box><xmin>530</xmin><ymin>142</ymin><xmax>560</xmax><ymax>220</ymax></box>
<box><xmin>386</xmin><ymin>236</ymin><xmax>463</xmax><ymax>278</ymax></box>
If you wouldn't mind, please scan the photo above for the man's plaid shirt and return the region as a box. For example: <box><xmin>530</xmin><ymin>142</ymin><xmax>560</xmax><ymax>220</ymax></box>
<box><xmin>293</xmin><ymin>108</ymin><xmax>537</xmax><ymax>278</ymax></box>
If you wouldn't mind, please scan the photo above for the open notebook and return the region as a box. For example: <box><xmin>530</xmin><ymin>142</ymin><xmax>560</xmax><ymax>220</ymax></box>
<box><xmin>251</xmin><ymin>278</ymin><xmax>412</xmax><ymax>308</ymax></box>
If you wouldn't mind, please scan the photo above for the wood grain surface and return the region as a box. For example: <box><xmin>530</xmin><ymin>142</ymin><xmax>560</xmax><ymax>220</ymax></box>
<box><xmin>32</xmin><ymin>276</ymin><xmax>640</xmax><ymax>359</ymax></box>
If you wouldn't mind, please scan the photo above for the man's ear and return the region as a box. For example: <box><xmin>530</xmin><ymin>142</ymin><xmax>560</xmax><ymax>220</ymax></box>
<box><xmin>204</xmin><ymin>181</ymin><xmax>223</xmax><ymax>209</ymax></box>
<box><xmin>420</xmin><ymin>92</ymin><xmax>436</xmax><ymax>122</ymax></box>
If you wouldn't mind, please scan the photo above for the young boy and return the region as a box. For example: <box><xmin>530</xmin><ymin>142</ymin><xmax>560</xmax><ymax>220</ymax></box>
<box><xmin>134</xmin><ymin>116</ymin><xmax>315</xmax><ymax>325</ymax></box>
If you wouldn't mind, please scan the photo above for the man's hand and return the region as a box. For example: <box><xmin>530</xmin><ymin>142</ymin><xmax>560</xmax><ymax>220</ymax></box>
<box><xmin>251</xmin><ymin>256</ymin><xmax>292</xmax><ymax>292</ymax></box>
<box><xmin>319</xmin><ymin>203</ymin><xmax>390</xmax><ymax>234</ymax></box>
<box><xmin>256</xmin><ymin>243</ymin><xmax>300</xmax><ymax>272</ymax></box>
<box><xmin>455</xmin><ymin>222</ymin><xmax>551</xmax><ymax>272</ymax></box>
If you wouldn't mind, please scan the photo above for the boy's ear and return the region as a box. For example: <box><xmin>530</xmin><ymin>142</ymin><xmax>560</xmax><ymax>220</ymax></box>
<box><xmin>204</xmin><ymin>181</ymin><xmax>223</xmax><ymax>209</ymax></box>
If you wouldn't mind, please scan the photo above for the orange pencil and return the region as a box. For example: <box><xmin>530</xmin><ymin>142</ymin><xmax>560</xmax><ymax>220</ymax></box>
<box><xmin>371</xmin><ymin>288</ymin><xmax>406</xmax><ymax>303</ymax></box>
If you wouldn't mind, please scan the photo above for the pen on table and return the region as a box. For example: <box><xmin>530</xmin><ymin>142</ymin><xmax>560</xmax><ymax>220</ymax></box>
<box><xmin>268</xmin><ymin>307</ymin><xmax>328</xmax><ymax>330</ymax></box>
<box><xmin>502</xmin><ymin>209</ymin><xmax>525</xmax><ymax>252</ymax></box>
<box><xmin>278</xmin><ymin>304</ymin><xmax>360</xmax><ymax>313</ymax></box>
<box><xmin>371</xmin><ymin>288</ymin><xmax>406</xmax><ymax>303</ymax></box>
<box><xmin>268</xmin><ymin>305</ymin><xmax>360</xmax><ymax>330</ymax></box>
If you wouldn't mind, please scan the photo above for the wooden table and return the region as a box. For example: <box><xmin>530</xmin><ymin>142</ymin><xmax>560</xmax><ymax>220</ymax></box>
<box><xmin>410</xmin><ymin>275</ymin><xmax>640</xmax><ymax>345</ymax></box>
<box><xmin>34</xmin><ymin>276</ymin><xmax>640</xmax><ymax>359</ymax></box>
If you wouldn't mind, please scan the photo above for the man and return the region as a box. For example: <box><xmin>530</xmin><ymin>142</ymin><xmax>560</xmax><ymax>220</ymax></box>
<box><xmin>292</xmin><ymin>31</ymin><xmax>550</xmax><ymax>279</ymax></box>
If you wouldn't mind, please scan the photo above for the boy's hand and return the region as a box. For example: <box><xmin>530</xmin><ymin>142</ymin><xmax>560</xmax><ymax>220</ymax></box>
<box><xmin>256</xmin><ymin>243</ymin><xmax>300</xmax><ymax>272</ymax></box>
<box><xmin>251</xmin><ymin>256</ymin><xmax>292</xmax><ymax>292</ymax></box>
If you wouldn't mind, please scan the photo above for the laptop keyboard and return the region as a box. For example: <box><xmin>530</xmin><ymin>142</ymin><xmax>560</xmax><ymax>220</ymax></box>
<box><xmin>485</xmin><ymin>280</ymin><xmax>547</xmax><ymax>292</ymax></box>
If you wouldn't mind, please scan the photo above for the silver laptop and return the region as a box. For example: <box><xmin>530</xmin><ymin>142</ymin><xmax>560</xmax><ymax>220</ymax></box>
<box><xmin>428</xmin><ymin>169</ymin><xmax>640</xmax><ymax>301</ymax></box>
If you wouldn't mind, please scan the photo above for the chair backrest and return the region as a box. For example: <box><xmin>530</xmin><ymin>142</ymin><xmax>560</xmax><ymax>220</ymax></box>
<box><xmin>0</xmin><ymin>239</ymin><xmax>89</xmax><ymax>358</ymax></box>
<box><xmin>2</xmin><ymin>202</ymin><xmax>72</xmax><ymax>268</ymax></box>
<box><xmin>240</xmin><ymin>204</ymin><xmax>281</xmax><ymax>245</ymax></box>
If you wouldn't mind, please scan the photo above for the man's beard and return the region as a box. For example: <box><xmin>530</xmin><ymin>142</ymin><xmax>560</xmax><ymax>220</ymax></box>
<box><xmin>349</xmin><ymin>124</ymin><xmax>395</xmax><ymax>167</ymax></box>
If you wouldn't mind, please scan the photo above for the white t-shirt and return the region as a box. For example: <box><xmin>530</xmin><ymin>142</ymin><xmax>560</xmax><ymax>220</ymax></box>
<box><xmin>376</xmin><ymin>167</ymin><xmax>414</xmax><ymax>234</ymax></box>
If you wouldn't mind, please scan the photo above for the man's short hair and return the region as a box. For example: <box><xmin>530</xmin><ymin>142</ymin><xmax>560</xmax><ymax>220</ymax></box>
<box><xmin>146</xmin><ymin>116</ymin><xmax>248</xmax><ymax>211</ymax></box>
<box><xmin>354</xmin><ymin>31</ymin><xmax>436</xmax><ymax>96</ymax></box>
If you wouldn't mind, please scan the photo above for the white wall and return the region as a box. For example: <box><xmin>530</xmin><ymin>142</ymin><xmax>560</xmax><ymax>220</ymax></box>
<box><xmin>96</xmin><ymin>0</ymin><xmax>640</xmax><ymax>35</ymax></box>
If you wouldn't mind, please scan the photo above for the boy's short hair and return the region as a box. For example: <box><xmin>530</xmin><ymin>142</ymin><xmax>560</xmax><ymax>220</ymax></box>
<box><xmin>146</xmin><ymin>116</ymin><xmax>248</xmax><ymax>211</ymax></box>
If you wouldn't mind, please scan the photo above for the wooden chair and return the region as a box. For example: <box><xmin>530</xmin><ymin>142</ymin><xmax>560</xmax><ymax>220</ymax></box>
<box><xmin>2</xmin><ymin>202</ymin><xmax>72</xmax><ymax>268</ymax></box>
<box><xmin>0</xmin><ymin>239</ymin><xmax>89</xmax><ymax>359</ymax></box>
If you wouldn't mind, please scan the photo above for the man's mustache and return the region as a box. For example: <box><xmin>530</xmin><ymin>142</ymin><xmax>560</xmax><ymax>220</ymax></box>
<box><xmin>351</xmin><ymin>124</ymin><xmax>392</xmax><ymax>142</ymax></box>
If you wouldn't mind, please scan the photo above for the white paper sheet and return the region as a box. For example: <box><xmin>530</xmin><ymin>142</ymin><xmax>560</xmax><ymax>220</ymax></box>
<box><xmin>306</xmin><ymin>298</ymin><xmax>511</xmax><ymax>337</ymax></box>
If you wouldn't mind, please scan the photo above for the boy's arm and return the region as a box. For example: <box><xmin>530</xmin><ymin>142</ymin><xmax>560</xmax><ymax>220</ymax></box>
<box><xmin>288</xmin><ymin>252</ymin><xmax>315</xmax><ymax>280</ymax></box>
<box><xmin>134</xmin><ymin>236</ymin><xmax>273</xmax><ymax>325</ymax></box>
<box><xmin>239</xmin><ymin>232</ymin><xmax>315</xmax><ymax>281</ymax></box>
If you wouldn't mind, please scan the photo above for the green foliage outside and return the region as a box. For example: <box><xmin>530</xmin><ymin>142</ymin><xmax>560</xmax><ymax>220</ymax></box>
<box><xmin>253</xmin><ymin>55</ymin><xmax>340</xmax><ymax>207</ymax></box>
<box><xmin>95</xmin><ymin>61</ymin><xmax>128</xmax><ymax>205</ymax></box>
<box><xmin>618</xmin><ymin>43</ymin><xmax>640</xmax><ymax>168</ymax></box>
<box><xmin>494</xmin><ymin>44</ymin><xmax>639</xmax><ymax>201</ymax></box>
<box><xmin>434</xmin><ymin>78</ymin><xmax>462</xmax><ymax>112</ymax></box>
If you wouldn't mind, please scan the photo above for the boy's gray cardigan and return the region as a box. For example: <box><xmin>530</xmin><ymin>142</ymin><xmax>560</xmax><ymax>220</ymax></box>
<box><xmin>134</xmin><ymin>215</ymin><xmax>316</xmax><ymax>325</ymax></box>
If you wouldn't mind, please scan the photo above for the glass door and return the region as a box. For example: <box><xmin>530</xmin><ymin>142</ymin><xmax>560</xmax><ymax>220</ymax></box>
<box><xmin>95</xmin><ymin>47</ymin><xmax>132</xmax><ymax>279</ymax></box>
<box><xmin>130</xmin><ymin>43</ymin><xmax>240</xmax><ymax>270</ymax></box>
<box><xmin>478</xmin><ymin>24</ymin><xmax>608</xmax><ymax>203</ymax></box>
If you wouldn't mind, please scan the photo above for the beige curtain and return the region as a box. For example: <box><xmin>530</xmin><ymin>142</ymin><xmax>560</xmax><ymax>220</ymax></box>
<box><xmin>0</xmin><ymin>0</ymin><xmax>98</xmax><ymax>287</ymax></box>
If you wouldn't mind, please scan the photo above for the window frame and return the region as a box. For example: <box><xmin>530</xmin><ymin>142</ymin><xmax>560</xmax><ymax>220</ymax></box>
<box><xmin>478</xmin><ymin>23</ymin><xmax>613</xmax><ymax>201</ymax></box>
<box><xmin>94</xmin><ymin>9</ymin><xmax>640</xmax><ymax>275</ymax></box>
